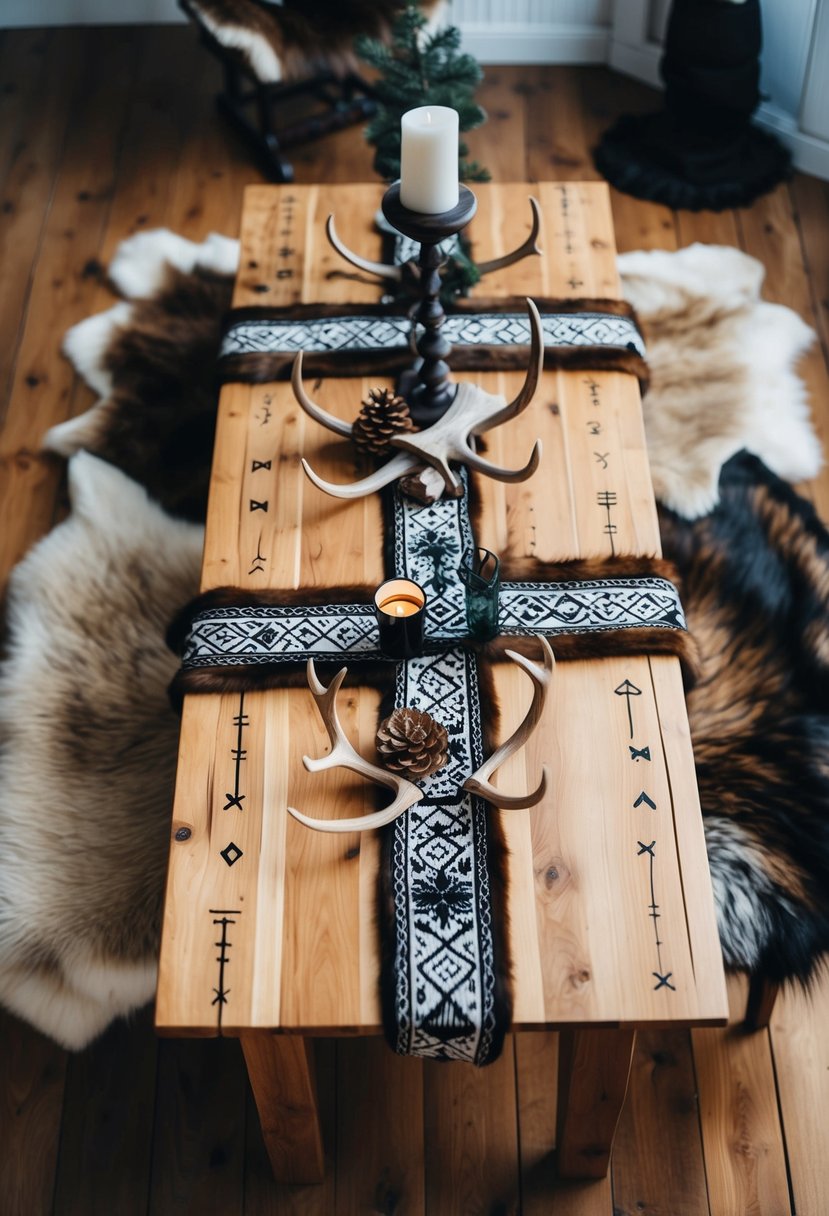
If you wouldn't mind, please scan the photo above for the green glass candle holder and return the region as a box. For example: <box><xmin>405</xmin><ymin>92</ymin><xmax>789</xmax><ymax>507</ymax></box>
<box><xmin>458</xmin><ymin>546</ymin><xmax>500</xmax><ymax>641</ymax></box>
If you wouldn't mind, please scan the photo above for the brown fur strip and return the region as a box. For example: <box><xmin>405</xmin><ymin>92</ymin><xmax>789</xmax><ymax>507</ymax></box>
<box><xmin>226</xmin><ymin>297</ymin><xmax>641</xmax><ymax>325</ymax></box>
<box><xmin>168</xmin><ymin>657</ymin><xmax>391</xmax><ymax>712</ymax></box>
<box><xmin>481</xmin><ymin>626</ymin><xmax>699</xmax><ymax>686</ymax></box>
<box><xmin>219</xmin><ymin>345</ymin><xmax>648</xmax><ymax>389</ymax></box>
<box><xmin>499</xmin><ymin>553</ymin><xmax>679</xmax><ymax>583</ymax></box>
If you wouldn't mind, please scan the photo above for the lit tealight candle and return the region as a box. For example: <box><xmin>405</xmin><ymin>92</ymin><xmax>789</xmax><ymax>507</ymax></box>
<box><xmin>374</xmin><ymin>578</ymin><xmax>427</xmax><ymax>659</ymax></box>
<box><xmin>399</xmin><ymin>105</ymin><xmax>460</xmax><ymax>215</ymax></box>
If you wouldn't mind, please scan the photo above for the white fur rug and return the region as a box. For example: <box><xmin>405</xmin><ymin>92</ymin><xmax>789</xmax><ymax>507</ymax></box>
<box><xmin>0</xmin><ymin>229</ymin><xmax>822</xmax><ymax>1050</ymax></box>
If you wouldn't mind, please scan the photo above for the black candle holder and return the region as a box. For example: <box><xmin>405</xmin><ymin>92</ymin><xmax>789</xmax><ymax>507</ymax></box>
<box><xmin>381</xmin><ymin>180</ymin><xmax>477</xmax><ymax>428</ymax></box>
<box><xmin>374</xmin><ymin>577</ymin><xmax>427</xmax><ymax>660</ymax></box>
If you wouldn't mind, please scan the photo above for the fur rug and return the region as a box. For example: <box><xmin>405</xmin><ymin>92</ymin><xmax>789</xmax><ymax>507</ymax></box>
<box><xmin>0</xmin><ymin>454</ymin><xmax>203</xmax><ymax>1049</ymax></box>
<box><xmin>1</xmin><ymin>228</ymin><xmax>825</xmax><ymax>1050</ymax></box>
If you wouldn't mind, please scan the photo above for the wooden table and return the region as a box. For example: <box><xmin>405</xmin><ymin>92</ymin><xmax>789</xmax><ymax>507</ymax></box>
<box><xmin>156</xmin><ymin>181</ymin><xmax>728</xmax><ymax>1184</ymax></box>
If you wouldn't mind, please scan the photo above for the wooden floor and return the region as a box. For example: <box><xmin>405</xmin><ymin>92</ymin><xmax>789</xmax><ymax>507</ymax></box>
<box><xmin>1</xmin><ymin>25</ymin><xmax>828</xmax><ymax>1216</ymax></box>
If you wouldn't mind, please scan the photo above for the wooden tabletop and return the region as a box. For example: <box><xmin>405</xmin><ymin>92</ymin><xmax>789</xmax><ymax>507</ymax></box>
<box><xmin>155</xmin><ymin>182</ymin><xmax>729</xmax><ymax>1037</ymax></box>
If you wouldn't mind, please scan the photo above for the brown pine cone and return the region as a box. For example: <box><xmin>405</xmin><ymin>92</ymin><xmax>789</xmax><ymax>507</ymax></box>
<box><xmin>376</xmin><ymin>707</ymin><xmax>449</xmax><ymax>779</ymax></box>
<box><xmin>352</xmin><ymin>387</ymin><xmax>414</xmax><ymax>458</ymax></box>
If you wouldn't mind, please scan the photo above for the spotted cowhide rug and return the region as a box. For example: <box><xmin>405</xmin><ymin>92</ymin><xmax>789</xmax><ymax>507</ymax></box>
<box><xmin>0</xmin><ymin>229</ymin><xmax>826</xmax><ymax>1050</ymax></box>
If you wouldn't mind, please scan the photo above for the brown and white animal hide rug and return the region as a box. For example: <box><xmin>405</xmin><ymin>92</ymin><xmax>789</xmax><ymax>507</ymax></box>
<box><xmin>184</xmin><ymin>0</ymin><xmax>446</xmax><ymax>85</ymax></box>
<box><xmin>619</xmin><ymin>242</ymin><xmax>820</xmax><ymax>517</ymax></box>
<box><xmin>0</xmin><ymin>453</ymin><xmax>203</xmax><ymax>1050</ymax></box>
<box><xmin>1</xmin><ymin>227</ymin><xmax>822</xmax><ymax>1051</ymax></box>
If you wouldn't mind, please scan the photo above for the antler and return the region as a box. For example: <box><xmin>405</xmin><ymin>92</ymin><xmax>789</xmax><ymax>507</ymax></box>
<box><xmin>326</xmin><ymin>214</ymin><xmax>403</xmax><ymax>284</ymax></box>
<box><xmin>325</xmin><ymin>197</ymin><xmax>541</xmax><ymax>286</ymax></box>
<box><xmin>475</xmin><ymin>196</ymin><xmax>543</xmax><ymax>278</ymax></box>
<box><xmin>463</xmin><ymin>636</ymin><xmax>554</xmax><ymax>810</ymax></box>
<box><xmin>287</xmin><ymin>660</ymin><xmax>424</xmax><ymax>833</ymax></box>
<box><xmin>295</xmin><ymin>298</ymin><xmax>544</xmax><ymax>501</ymax></box>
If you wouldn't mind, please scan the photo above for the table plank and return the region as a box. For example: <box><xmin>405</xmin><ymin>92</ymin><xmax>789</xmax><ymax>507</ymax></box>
<box><xmin>156</xmin><ymin>182</ymin><xmax>727</xmax><ymax>1036</ymax></box>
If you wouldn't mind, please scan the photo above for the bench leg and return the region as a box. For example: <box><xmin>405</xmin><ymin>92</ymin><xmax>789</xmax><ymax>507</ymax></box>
<box><xmin>240</xmin><ymin>1033</ymin><xmax>325</xmax><ymax>1184</ymax></box>
<box><xmin>744</xmin><ymin>973</ymin><xmax>780</xmax><ymax>1031</ymax></box>
<box><xmin>556</xmin><ymin>1027</ymin><xmax>636</xmax><ymax>1179</ymax></box>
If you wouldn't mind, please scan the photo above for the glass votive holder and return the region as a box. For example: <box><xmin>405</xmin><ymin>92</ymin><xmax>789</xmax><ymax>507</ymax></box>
<box><xmin>458</xmin><ymin>547</ymin><xmax>500</xmax><ymax>641</ymax></box>
<box><xmin>374</xmin><ymin>578</ymin><xmax>427</xmax><ymax>660</ymax></box>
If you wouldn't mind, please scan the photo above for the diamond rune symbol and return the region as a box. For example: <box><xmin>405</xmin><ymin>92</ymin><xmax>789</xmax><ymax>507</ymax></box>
<box><xmin>220</xmin><ymin>841</ymin><xmax>243</xmax><ymax>867</ymax></box>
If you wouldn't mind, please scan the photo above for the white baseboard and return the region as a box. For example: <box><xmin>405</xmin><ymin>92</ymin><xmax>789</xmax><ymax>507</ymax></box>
<box><xmin>460</xmin><ymin>24</ymin><xmax>609</xmax><ymax>65</ymax></box>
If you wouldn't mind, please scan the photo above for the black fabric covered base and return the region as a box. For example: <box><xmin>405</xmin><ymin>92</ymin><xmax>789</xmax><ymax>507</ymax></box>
<box><xmin>594</xmin><ymin>110</ymin><xmax>792</xmax><ymax>213</ymax></box>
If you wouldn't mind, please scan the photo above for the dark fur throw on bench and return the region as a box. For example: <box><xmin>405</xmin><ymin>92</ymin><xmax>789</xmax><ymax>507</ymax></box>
<box><xmin>0</xmin><ymin>229</ymin><xmax>826</xmax><ymax>1050</ymax></box>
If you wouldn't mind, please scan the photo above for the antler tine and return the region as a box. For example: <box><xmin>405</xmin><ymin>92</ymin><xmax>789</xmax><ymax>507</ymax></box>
<box><xmin>475</xmin><ymin>196</ymin><xmax>543</xmax><ymax>278</ymax></box>
<box><xmin>463</xmin><ymin>636</ymin><xmax>555</xmax><ymax>810</ymax></box>
<box><xmin>326</xmin><ymin>214</ymin><xmax>403</xmax><ymax>283</ymax></box>
<box><xmin>287</xmin><ymin>660</ymin><xmax>424</xmax><ymax>833</ymax></box>
<box><xmin>301</xmin><ymin>451</ymin><xmax>421</xmax><ymax>499</ymax></box>
<box><xmin>291</xmin><ymin>352</ymin><xmax>353</xmax><ymax>438</ymax></box>
<box><xmin>462</xmin><ymin>439</ymin><xmax>542</xmax><ymax>484</ymax></box>
<box><xmin>474</xmin><ymin>298</ymin><xmax>544</xmax><ymax>434</ymax></box>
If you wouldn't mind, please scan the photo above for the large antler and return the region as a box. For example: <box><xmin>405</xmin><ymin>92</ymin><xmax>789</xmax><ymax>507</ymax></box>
<box><xmin>475</xmin><ymin>196</ymin><xmax>543</xmax><ymax>277</ymax></box>
<box><xmin>287</xmin><ymin>660</ymin><xmax>424</xmax><ymax>833</ymax></box>
<box><xmin>463</xmin><ymin>636</ymin><xmax>554</xmax><ymax>810</ymax></box>
<box><xmin>294</xmin><ymin>298</ymin><xmax>545</xmax><ymax>501</ymax></box>
<box><xmin>325</xmin><ymin>197</ymin><xmax>542</xmax><ymax>286</ymax></box>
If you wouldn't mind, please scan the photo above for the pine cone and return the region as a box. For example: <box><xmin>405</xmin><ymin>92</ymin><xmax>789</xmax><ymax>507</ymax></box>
<box><xmin>376</xmin><ymin>707</ymin><xmax>449</xmax><ymax>779</ymax></box>
<box><xmin>352</xmin><ymin>387</ymin><xmax>414</xmax><ymax>458</ymax></box>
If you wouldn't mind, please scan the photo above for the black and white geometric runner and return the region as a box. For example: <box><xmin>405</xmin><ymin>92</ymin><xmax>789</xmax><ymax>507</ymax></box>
<box><xmin>220</xmin><ymin>309</ymin><xmax>645</xmax><ymax>362</ymax></box>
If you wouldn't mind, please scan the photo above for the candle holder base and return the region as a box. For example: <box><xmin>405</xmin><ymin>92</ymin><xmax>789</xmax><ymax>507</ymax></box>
<box><xmin>381</xmin><ymin>182</ymin><xmax>477</xmax><ymax>428</ymax></box>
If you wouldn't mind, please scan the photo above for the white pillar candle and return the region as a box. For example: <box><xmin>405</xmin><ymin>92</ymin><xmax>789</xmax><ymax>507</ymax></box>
<box><xmin>399</xmin><ymin>105</ymin><xmax>460</xmax><ymax>214</ymax></box>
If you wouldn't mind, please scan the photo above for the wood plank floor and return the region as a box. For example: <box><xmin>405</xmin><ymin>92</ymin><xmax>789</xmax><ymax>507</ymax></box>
<box><xmin>0</xmin><ymin>27</ymin><xmax>827</xmax><ymax>1216</ymax></box>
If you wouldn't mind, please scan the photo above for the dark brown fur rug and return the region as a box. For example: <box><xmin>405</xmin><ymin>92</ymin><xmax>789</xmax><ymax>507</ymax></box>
<box><xmin>1</xmin><ymin>229</ymin><xmax>825</xmax><ymax>1050</ymax></box>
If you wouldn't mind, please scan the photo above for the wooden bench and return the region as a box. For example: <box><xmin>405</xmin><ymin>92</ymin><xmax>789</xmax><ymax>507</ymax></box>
<box><xmin>156</xmin><ymin>181</ymin><xmax>728</xmax><ymax>1184</ymax></box>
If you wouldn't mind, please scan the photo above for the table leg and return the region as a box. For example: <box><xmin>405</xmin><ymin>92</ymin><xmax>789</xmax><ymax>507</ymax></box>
<box><xmin>744</xmin><ymin>973</ymin><xmax>780</xmax><ymax>1031</ymax></box>
<box><xmin>240</xmin><ymin>1033</ymin><xmax>325</xmax><ymax>1184</ymax></box>
<box><xmin>556</xmin><ymin>1027</ymin><xmax>636</xmax><ymax>1179</ymax></box>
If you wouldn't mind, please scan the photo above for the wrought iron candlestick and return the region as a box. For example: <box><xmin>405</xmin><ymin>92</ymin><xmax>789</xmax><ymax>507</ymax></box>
<box><xmin>381</xmin><ymin>181</ymin><xmax>478</xmax><ymax>427</ymax></box>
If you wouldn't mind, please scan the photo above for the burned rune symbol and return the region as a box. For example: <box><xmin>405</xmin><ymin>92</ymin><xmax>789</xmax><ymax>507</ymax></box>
<box><xmin>250</xmin><ymin>499</ymin><xmax>269</xmax><ymax>513</ymax></box>
<box><xmin>210</xmin><ymin>908</ymin><xmax>240</xmax><ymax>1027</ymax></box>
<box><xmin>633</xmin><ymin>790</ymin><xmax>657</xmax><ymax>810</ymax></box>
<box><xmin>567</xmin><ymin>274</ymin><xmax>584</xmax><ymax>289</ymax></box>
<box><xmin>637</xmin><ymin>841</ymin><xmax>674</xmax><ymax>990</ymax></box>
<box><xmin>257</xmin><ymin>403</ymin><xmax>272</xmax><ymax>427</ymax></box>
<box><xmin>614</xmin><ymin>678</ymin><xmax>642</xmax><ymax>739</ymax></box>
<box><xmin>583</xmin><ymin>377</ymin><xmax>601</xmax><ymax>408</ymax></box>
<box><xmin>594</xmin><ymin>451</ymin><xmax>610</xmax><ymax>469</ymax></box>
<box><xmin>597</xmin><ymin>490</ymin><xmax>617</xmax><ymax>554</ymax></box>
<box><xmin>629</xmin><ymin>745</ymin><xmax>651</xmax><ymax>762</ymax></box>
<box><xmin>248</xmin><ymin>534</ymin><xmax>267</xmax><ymax>576</ymax></box>
<box><xmin>278</xmin><ymin>246</ymin><xmax>295</xmax><ymax>258</ymax></box>
<box><xmin>220</xmin><ymin>841</ymin><xmax>243</xmax><ymax>866</ymax></box>
<box><xmin>587</xmin><ymin>420</ymin><xmax>602</xmax><ymax>435</ymax></box>
<box><xmin>251</xmin><ymin>459</ymin><xmax>272</xmax><ymax>472</ymax></box>
<box><xmin>223</xmin><ymin>694</ymin><xmax>248</xmax><ymax>810</ymax></box>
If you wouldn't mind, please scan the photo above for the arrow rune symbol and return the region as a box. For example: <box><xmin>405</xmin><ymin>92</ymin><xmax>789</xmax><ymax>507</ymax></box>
<box><xmin>629</xmin><ymin>745</ymin><xmax>651</xmax><ymax>762</ymax></box>
<box><xmin>614</xmin><ymin>678</ymin><xmax>642</xmax><ymax>738</ymax></box>
<box><xmin>634</xmin><ymin>791</ymin><xmax>657</xmax><ymax>810</ymax></box>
